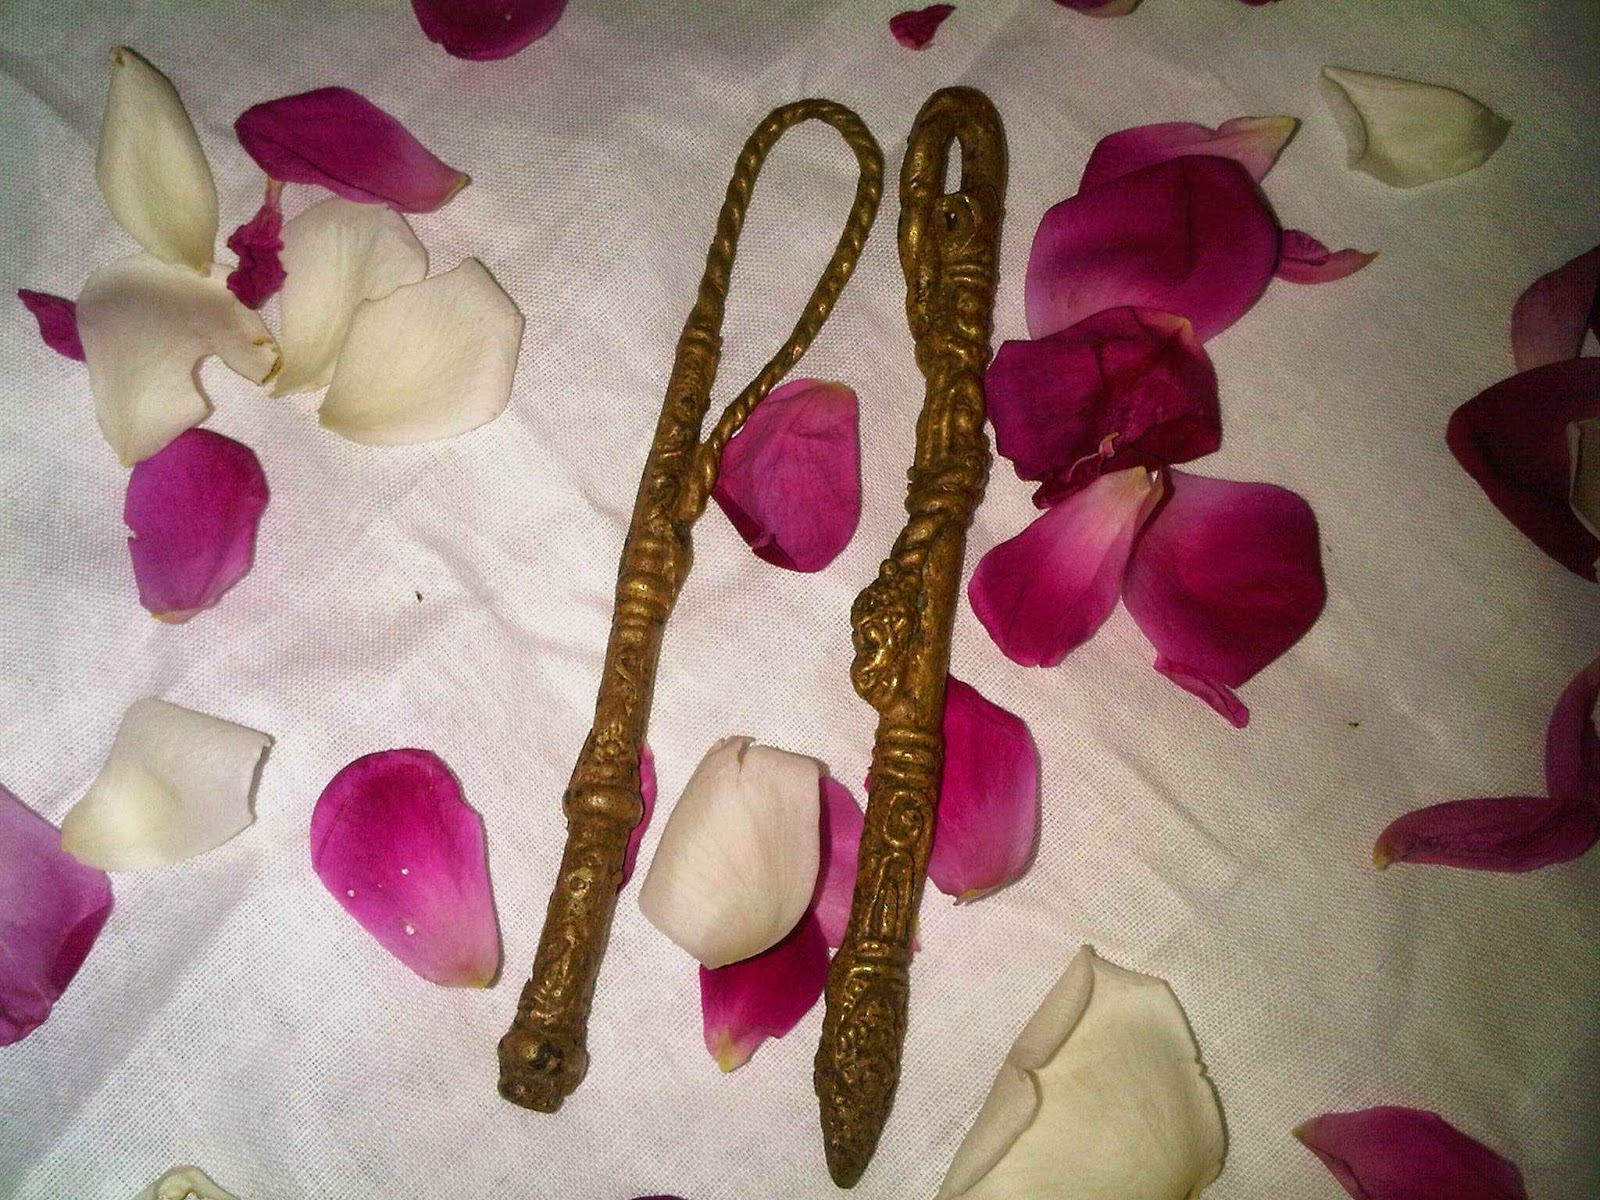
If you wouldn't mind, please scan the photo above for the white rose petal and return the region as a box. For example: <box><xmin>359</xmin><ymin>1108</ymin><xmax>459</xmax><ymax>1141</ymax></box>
<box><xmin>61</xmin><ymin>698</ymin><xmax>272</xmax><ymax>872</ymax></box>
<box><xmin>1568</xmin><ymin>417</ymin><xmax>1600</xmax><ymax>544</ymax></box>
<box><xmin>318</xmin><ymin>259</ymin><xmax>523</xmax><ymax>445</ymax></box>
<box><xmin>96</xmin><ymin>47</ymin><xmax>218</xmax><ymax>271</ymax></box>
<box><xmin>273</xmin><ymin>197</ymin><xmax>429</xmax><ymax>396</ymax></box>
<box><xmin>1321</xmin><ymin>66</ymin><xmax>1510</xmax><ymax>189</ymax></box>
<box><xmin>940</xmin><ymin>947</ymin><xmax>1225</xmax><ymax>1200</ymax></box>
<box><xmin>138</xmin><ymin>1166</ymin><xmax>238</xmax><ymax>1200</ymax></box>
<box><xmin>637</xmin><ymin>737</ymin><xmax>821</xmax><ymax>968</ymax></box>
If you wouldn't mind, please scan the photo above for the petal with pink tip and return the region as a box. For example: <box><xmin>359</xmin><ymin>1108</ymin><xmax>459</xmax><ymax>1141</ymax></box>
<box><xmin>620</xmin><ymin>743</ymin><xmax>656</xmax><ymax>889</ymax></box>
<box><xmin>235</xmin><ymin>88</ymin><xmax>469</xmax><ymax>213</ymax></box>
<box><xmin>1373</xmin><ymin>795</ymin><xmax>1599</xmax><ymax>873</ymax></box>
<box><xmin>225</xmin><ymin>179</ymin><xmax>285</xmax><ymax>309</ymax></box>
<box><xmin>1079</xmin><ymin>116</ymin><xmax>1298</xmax><ymax>191</ymax></box>
<box><xmin>970</xmin><ymin>467</ymin><xmax>1161</xmax><ymax>668</ymax></box>
<box><xmin>412</xmin><ymin>0</ymin><xmax>568</xmax><ymax>61</ymax></box>
<box><xmin>1123</xmin><ymin>471</ymin><xmax>1326</xmax><ymax>728</ymax></box>
<box><xmin>1026</xmin><ymin>157</ymin><xmax>1279</xmax><ymax>342</ymax></box>
<box><xmin>1544</xmin><ymin>654</ymin><xmax>1600</xmax><ymax>804</ymax></box>
<box><xmin>1275</xmin><ymin>229</ymin><xmax>1378</xmax><ymax>285</ymax></box>
<box><xmin>0</xmin><ymin>787</ymin><xmax>113</xmax><ymax>1046</ymax></box>
<box><xmin>1511</xmin><ymin>244</ymin><xmax>1600</xmax><ymax>370</ymax></box>
<box><xmin>987</xmin><ymin>308</ymin><xmax>1220</xmax><ymax>507</ymax></box>
<box><xmin>311</xmin><ymin>749</ymin><xmax>501</xmax><ymax>987</ymax></box>
<box><xmin>1295</xmin><ymin>1107</ymin><xmax>1526</xmax><ymax>1200</ymax></box>
<box><xmin>889</xmin><ymin>5</ymin><xmax>955</xmax><ymax>48</ymax></box>
<box><xmin>699</xmin><ymin>912</ymin><xmax>829</xmax><ymax>1072</ymax></box>
<box><xmin>17</xmin><ymin>290</ymin><xmax>85</xmax><ymax>361</ymax></box>
<box><xmin>1052</xmin><ymin>0</ymin><xmax>1142</xmax><ymax>15</ymax></box>
<box><xmin>812</xmin><ymin>777</ymin><xmax>864</xmax><ymax>948</ymax></box>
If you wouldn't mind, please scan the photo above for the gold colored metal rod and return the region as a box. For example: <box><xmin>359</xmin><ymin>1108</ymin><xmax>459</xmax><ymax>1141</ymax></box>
<box><xmin>815</xmin><ymin>86</ymin><xmax>1007</xmax><ymax>1188</ymax></box>
<box><xmin>499</xmin><ymin>99</ymin><xmax>883</xmax><ymax>1114</ymax></box>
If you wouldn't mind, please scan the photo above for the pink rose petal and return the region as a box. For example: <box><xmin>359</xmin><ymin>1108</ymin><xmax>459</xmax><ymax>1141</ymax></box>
<box><xmin>311</xmin><ymin>749</ymin><xmax>501</xmax><ymax>987</ymax></box>
<box><xmin>225</xmin><ymin>178</ymin><xmax>286</xmax><ymax>310</ymax></box>
<box><xmin>889</xmin><ymin>5</ymin><xmax>955</xmax><ymax>48</ymax></box>
<box><xmin>1275</xmin><ymin>229</ymin><xmax>1378</xmax><ymax>285</ymax></box>
<box><xmin>1027</xmin><ymin>157</ymin><xmax>1280</xmax><ymax>343</ymax></box>
<box><xmin>1122</xmin><ymin>471</ymin><xmax>1326</xmax><ymax>728</ymax></box>
<box><xmin>0</xmin><ymin>786</ymin><xmax>113</xmax><ymax>1046</ymax></box>
<box><xmin>987</xmin><ymin>307</ymin><xmax>1220</xmax><ymax>508</ymax></box>
<box><xmin>1079</xmin><ymin>116</ymin><xmax>1298</xmax><ymax>192</ymax></box>
<box><xmin>711</xmin><ymin>378</ymin><xmax>861</xmax><ymax>572</ymax></box>
<box><xmin>411</xmin><ymin>0</ymin><xmax>568</xmax><ymax>61</ymax></box>
<box><xmin>812</xmin><ymin>777</ymin><xmax>864</xmax><ymax>948</ymax></box>
<box><xmin>620</xmin><ymin>742</ymin><xmax>656</xmax><ymax>889</ymax></box>
<box><xmin>1543</xmin><ymin>654</ymin><xmax>1600</xmax><ymax>803</ymax></box>
<box><xmin>970</xmin><ymin>467</ymin><xmax>1161</xmax><ymax>668</ymax></box>
<box><xmin>1295</xmin><ymin>1107</ymin><xmax>1527</xmax><ymax>1200</ymax></box>
<box><xmin>699</xmin><ymin>911</ymin><xmax>829</xmax><ymax>1071</ymax></box>
<box><xmin>1373</xmin><ymin>794</ymin><xmax>1599</xmax><ymax>873</ymax></box>
<box><xmin>1053</xmin><ymin>0</ymin><xmax>1143</xmax><ymax>15</ymax></box>
<box><xmin>1511</xmin><ymin>244</ymin><xmax>1600</xmax><ymax>371</ymax></box>
<box><xmin>17</xmin><ymin>289</ymin><xmax>86</xmax><ymax>361</ymax></box>
<box><xmin>1446</xmin><ymin>358</ymin><xmax>1600</xmax><ymax>580</ymax></box>
<box><xmin>125</xmin><ymin>429</ymin><xmax>269</xmax><ymax>624</ymax></box>
<box><xmin>235</xmin><ymin>88</ymin><xmax>470</xmax><ymax>213</ymax></box>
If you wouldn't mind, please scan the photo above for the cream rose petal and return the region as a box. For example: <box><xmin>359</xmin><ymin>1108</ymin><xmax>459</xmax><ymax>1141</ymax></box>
<box><xmin>318</xmin><ymin>259</ymin><xmax>523</xmax><ymax>445</ymax></box>
<box><xmin>138</xmin><ymin>1166</ymin><xmax>238</xmax><ymax>1200</ymax></box>
<box><xmin>77</xmin><ymin>254</ymin><xmax>280</xmax><ymax>465</ymax></box>
<box><xmin>273</xmin><ymin>197</ymin><xmax>429</xmax><ymax>396</ymax></box>
<box><xmin>940</xmin><ymin>947</ymin><xmax>1225</xmax><ymax>1200</ymax></box>
<box><xmin>637</xmin><ymin>737</ymin><xmax>821</xmax><ymax>968</ymax></box>
<box><xmin>1568</xmin><ymin>418</ymin><xmax>1600</xmax><ymax>543</ymax></box>
<box><xmin>61</xmin><ymin>698</ymin><xmax>272</xmax><ymax>872</ymax></box>
<box><xmin>96</xmin><ymin>48</ymin><xmax>219</xmax><ymax>272</ymax></box>
<box><xmin>1321</xmin><ymin>66</ymin><xmax>1510</xmax><ymax>189</ymax></box>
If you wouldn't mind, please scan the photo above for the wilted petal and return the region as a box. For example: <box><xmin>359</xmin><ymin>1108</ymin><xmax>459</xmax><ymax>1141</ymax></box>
<box><xmin>711</xmin><ymin>378</ymin><xmax>860</xmax><ymax>571</ymax></box>
<box><xmin>312</xmin><ymin>749</ymin><xmax>500</xmax><ymax>987</ymax></box>
<box><xmin>60</xmin><ymin>698</ymin><xmax>272</xmax><ymax>871</ymax></box>
<box><xmin>319</xmin><ymin>259</ymin><xmax>522</xmax><ymax>445</ymax></box>
<box><xmin>1544</xmin><ymin>654</ymin><xmax>1600</xmax><ymax>804</ymax></box>
<box><xmin>1079</xmin><ymin>116</ymin><xmax>1297</xmax><ymax>191</ymax></box>
<box><xmin>1052</xmin><ymin>0</ymin><xmax>1142</xmax><ymax>16</ymax></box>
<box><xmin>889</xmin><ymin>5</ymin><xmax>955</xmax><ymax>48</ymax></box>
<box><xmin>1275</xmin><ymin>229</ymin><xmax>1378</xmax><ymax>285</ymax></box>
<box><xmin>18</xmin><ymin>290</ymin><xmax>86</xmax><ymax>361</ymax></box>
<box><xmin>1295</xmin><ymin>1107</ymin><xmax>1526</xmax><ymax>1200</ymax></box>
<box><xmin>1123</xmin><ymin>471</ymin><xmax>1326</xmax><ymax>728</ymax></box>
<box><xmin>235</xmin><ymin>88</ymin><xmax>469</xmax><ymax>213</ymax></box>
<box><xmin>0</xmin><ymin>787</ymin><xmax>113</xmax><ymax>1046</ymax></box>
<box><xmin>620</xmin><ymin>743</ymin><xmax>657</xmax><ymax>889</ymax></box>
<box><xmin>638</xmin><ymin>738</ymin><xmax>821</xmax><ymax>968</ymax></box>
<box><xmin>1321</xmin><ymin>66</ymin><xmax>1511</xmax><ymax>189</ymax></box>
<box><xmin>225</xmin><ymin>179</ymin><xmax>285</xmax><ymax>309</ymax></box>
<box><xmin>76</xmin><ymin>253</ymin><xmax>280</xmax><ymax>465</ymax></box>
<box><xmin>1512</xmin><ymin>244</ymin><xmax>1600</xmax><ymax>371</ymax></box>
<box><xmin>700</xmin><ymin>912</ymin><xmax>829</xmax><ymax>1071</ymax></box>
<box><xmin>812</xmin><ymin>777</ymin><xmax>864</xmax><ymax>948</ymax></box>
<box><xmin>969</xmin><ymin>467</ymin><xmax>1162</xmax><ymax>668</ymax></box>
<box><xmin>987</xmin><ymin>308</ymin><xmax>1219</xmax><ymax>507</ymax></box>
<box><xmin>138</xmin><ymin>1166</ymin><xmax>239</xmax><ymax>1200</ymax></box>
<box><xmin>412</xmin><ymin>0</ymin><xmax>568</xmax><ymax>60</ymax></box>
<box><xmin>1027</xmin><ymin>157</ymin><xmax>1279</xmax><ymax>342</ymax></box>
<box><xmin>96</xmin><ymin>48</ymin><xmax>218</xmax><ymax>272</ymax></box>
<box><xmin>1446</xmin><ymin>358</ymin><xmax>1600</xmax><ymax>580</ymax></box>
<box><xmin>940</xmin><ymin>946</ymin><xmax>1224</xmax><ymax>1200</ymax></box>
<box><xmin>272</xmin><ymin>197</ymin><xmax>428</xmax><ymax>396</ymax></box>
<box><xmin>1373</xmin><ymin>794</ymin><xmax>1599</xmax><ymax>873</ymax></box>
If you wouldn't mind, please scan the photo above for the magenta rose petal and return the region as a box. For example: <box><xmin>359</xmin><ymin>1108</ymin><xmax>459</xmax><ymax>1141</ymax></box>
<box><xmin>812</xmin><ymin>777</ymin><xmax>864</xmax><ymax>948</ymax></box>
<box><xmin>125</xmin><ymin>429</ymin><xmax>269</xmax><ymax>624</ymax></box>
<box><xmin>970</xmin><ymin>466</ymin><xmax>1161</xmax><ymax>668</ymax></box>
<box><xmin>311</xmin><ymin>749</ymin><xmax>501</xmax><ymax>987</ymax></box>
<box><xmin>235</xmin><ymin>88</ymin><xmax>469</xmax><ymax>213</ymax></box>
<box><xmin>699</xmin><ymin>912</ymin><xmax>829</xmax><ymax>1071</ymax></box>
<box><xmin>1122</xmin><ymin>470</ymin><xmax>1326</xmax><ymax>728</ymax></box>
<box><xmin>620</xmin><ymin>742</ymin><xmax>657</xmax><ymax>889</ymax></box>
<box><xmin>889</xmin><ymin>4</ymin><xmax>955</xmax><ymax>48</ymax></box>
<box><xmin>1511</xmin><ymin>244</ymin><xmax>1600</xmax><ymax>370</ymax></box>
<box><xmin>411</xmin><ymin>0</ymin><xmax>568</xmax><ymax>61</ymax></box>
<box><xmin>0</xmin><ymin>787</ymin><xmax>114</xmax><ymax>1046</ymax></box>
<box><xmin>225</xmin><ymin>179</ymin><xmax>286</xmax><ymax>309</ymax></box>
<box><xmin>1275</xmin><ymin>229</ymin><xmax>1378</xmax><ymax>285</ymax></box>
<box><xmin>1295</xmin><ymin>1107</ymin><xmax>1527</xmax><ymax>1200</ymax></box>
<box><xmin>1543</xmin><ymin>654</ymin><xmax>1600</xmax><ymax>803</ymax></box>
<box><xmin>1079</xmin><ymin>116</ymin><xmax>1298</xmax><ymax>191</ymax></box>
<box><xmin>1373</xmin><ymin>794</ymin><xmax>1599</xmax><ymax>872</ymax></box>
<box><xmin>711</xmin><ymin>378</ymin><xmax>860</xmax><ymax>572</ymax></box>
<box><xmin>17</xmin><ymin>290</ymin><xmax>86</xmax><ymax>362</ymax></box>
<box><xmin>1026</xmin><ymin>157</ymin><xmax>1280</xmax><ymax>342</ymax></box>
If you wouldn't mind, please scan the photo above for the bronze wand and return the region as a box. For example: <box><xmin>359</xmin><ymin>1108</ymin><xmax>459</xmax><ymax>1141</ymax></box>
<box><xmin>814</xmin><ymin>86</ymin><xmax>1007</xmax><ymax>1187</ymax></box>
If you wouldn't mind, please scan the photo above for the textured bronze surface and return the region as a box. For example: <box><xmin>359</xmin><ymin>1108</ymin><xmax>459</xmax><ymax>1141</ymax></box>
<box><xmin>814</xmin><ymin>86</ymin><xmax>1007</xmax><ymax>1188</ymax></box>
<box><xmin>498</xmin><ymin>100</ymin><xmax>883</xmax><ymax>1114</ymax></box>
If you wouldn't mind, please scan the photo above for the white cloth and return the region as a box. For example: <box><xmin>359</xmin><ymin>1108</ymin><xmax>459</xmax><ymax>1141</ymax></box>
<box><xmin>1</xmin><ymin>1</ymin><xmax>1596</xmax><ymax>1197</ymax></box>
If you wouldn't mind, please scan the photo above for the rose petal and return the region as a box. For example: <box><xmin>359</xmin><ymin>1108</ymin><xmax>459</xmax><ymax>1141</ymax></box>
<box><xmin>699</xmin><ymin>912</ymin><xmax>829</xmax><ymax>1071</ymax></box>
<box><xmin>1026</xmin><ymin>157</ymin><xmax>1280</xmax><ymax>342</ymax></box>
<box><xmin>61</xmin><ymin>698</ymin><xmax>272</xmax><ymax>871</ymax></box>
<box><xmin>411</xmin><ymin>0</ymin><xmax>568</xmax><ymax>61</ymax></box>
<box><xmin>1052</xmin><ymin>0</ymin><xmax>1142</xmax><ymax>16</ymax></box>
<box><xmin>272</xmin><ymin>197</ymin><xmax>428</xmax><ymax>396</ymax></box>
<box><xmin>620</xmin><ymin>742</ymin><xmax>657</xmax><ymax>889</ymax></box>
<box><xmin>1446</xmin><ymin>358</ymin><xmax>1600</xmax><ymax>580</ymax></box>
<box><xmin>96</xmin><ymin>48</ymin><xmax>218</xmax><ymax>271</ymax></box>
<box><xmin>311</xmin><ymin>749</ymin><xmax>501</xmax><ymax>988</ymax></box>
<box><xmin>939</xmin><ymin>946</ymin><xmax>1224</xmax><ymax>1199</ymax></box>
<box><xmin>0</xmin><ymin>787</ymin><xmax>113</xmax><ymax>1046</ymax></box>
<box><xmin>125</xmin><ymin>429</ymin><xmax>269</xmax><ymax>623</ymax></box>
<box><xmin>1373</xmin><ymin>794</ymin><xmax>1599</xmax><ymax>873</ymax></box>
<box><xmin>318</xmin><ymin>259</ymin><xmax>522</xmax><ymax>445</ymax></box>
<box><xmin>969</xmin><ymin>467</ymin><xmax>1162</xmax><ymax>668</ymax></box>
<box><xmin>225</xmin><ymin>178</ymin><xmax>286</xmax><ymax>309</ymax></box>
<box><xmin>812</xmin><ymin>777</ymin><xmax>865</xmax><ymax>948</ymax></box>
<box><xmin>987</xmin><ymin>308</ymin><xmax>1220</xmax><ymax>507</ymax></box>
<box><xmin>711</xmin><ymin>378</ymin><xmax>860</xmax><ymax>572</ymax></box>
<box><xmin>1545</xmin><ymin>654</ymin><xmax>1600</xmax><ymax>805</ymax></box>
<box><xmin>638</xmin><ymin>738</ymin><xmax>821</xmax><ymax>968</ymax></box>
<box><xmin>1275</xmin><ymin>229</ymin><xmax>1378</xmax><ymax>285</ymax></box>
<box><xmin>235</xmin><ymin>87</ymin><xmax>470</xmax><ymax>213</ymax></box>
<box><xmin>138</xmin><ymin>1166</ymin><xmax>240</xmax><ymax>1200</ymax></box>
<box><xmin>17</xmin><ymin>290</ymin><xmax>86</xmax><ymax>361</ymax></box>
<box><xmin>1079</xmin><ymin>116</ymin><xmax>1298</xmax><ymax>191</ymax></box>
<box><xmin>928</xmin><ymin>678</ymin><xmax>1039</xmax><ymax>902</ymax></box>
<box><xmin>1568</xmin><ymin>417</ymin><xmax>1600</xmax><ymax>542</ymax></box>
<box><xmin>1512</xmin><ymin>244</ymin><xmax>1600</xmax><ymax>371</ymax></box>
<box><xmin>1321</xmin><ymin>66</ymin><xmax>1511</xmax><ymax>189</ymax></box>
<box><xmin>889</xmin><ymin>5</ymin><xmax>956</xmax><ymax>48</ymax></box>
<box><xmin>1122</xmin><ymin>471</ymin><xmax>1326</xmax><ymax>728</ymax></box>
<box><xmin>76</xmin><ymin>253</ymin><xmax>280</xmax><ymax>465</ymax></box>
<box><xmin>1295</xmin><ymin>1107</ymin><xmax>1526</xmax><ymax>1200</ymax></box>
